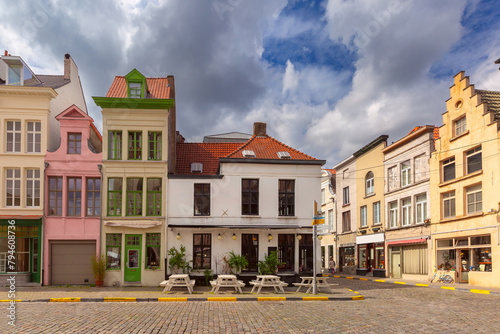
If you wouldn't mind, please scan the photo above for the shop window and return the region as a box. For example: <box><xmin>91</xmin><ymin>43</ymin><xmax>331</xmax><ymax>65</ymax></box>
<box><xmin>375</xmin><ymin>244</ymin><xmax>385</xmax><ymax>269</ymax></box>
<box><xmin>279</xmin><ymin>180</ymin><xmax>295</xmax><ymax>216</ymax></box>
<box><xmin>146</xmin><ymin>233</ymin><xmax>161</xmax><ymax>269</ymax></box>
<box><xmin>67</xmin><ymin>177</ymin><xmax>82</xmax><ymax>216</ymax></box>
<box><xmin>6</xmin><ymin>121</ymin><xmax>21</xmax><ymax>153</ymax></box>
<box><xmin>128</xmin><ymin>131</ymin><xmax>142</xmax><ymax>160</ymax></box>
<box><xmin>67</xmin><ymin>133</ymin><xmax>81</xmax><ymax>154</ymax></box>
<box><xmin>442</xmin><ymin>157</ymin><xmax>455</xmax><ymax>182</ymax></box>
<box><xmin>466</xmin><ymin>146</ymin><xmax>482</xmax><ymax>174</ymax></box>
<box><xmin>415</xmin><ymin>193</ymin><xmax>427</xmax><ymax>224</ymax></box>
<box><xmin>148</xmin><ymin>132</ymin><xmax>162</xmax><ymax>160</ymax></box>
<box><xmin>26</xmin><ymin>169</ymin><xmax>40</xmax><ymax>207</ymax></box>
<box><xmin>242</xmin><ymin>179</ymin><xmax>259</xmax><ymax>215</ymax></box>
<box><xmin>360</xmin><ymin>206</ymin><xmax>367</xmax><ymax>227</ymax></box>
<box><xmin>466</xmin><ymin>184</ymin><xmax>482</xmax><ymax>215</ymax></box>
<box><xmin>389</xmin><ymin>201</ymin><xmax>398</xmax><ymax>228</ymax></box>
<box><xmin>341</xmin><ymin>247</ymin><xmax>355</xmax><ymax>267</ymax></box>
<box><xmin>194</xmin><ymin>183</ymin><xmax>210</xmax><ymax>216</ymax></box>
<box><xmin>402</xmin><ymin>245</ymin><xmax>427</xmax><ymax>274</ymax></box>
<box><xmin>401</xmin><ymin>161</ymin><xmax>411</xmax><ymax>187</ymax></box>
<box><xmin>299</xmin><ymin>234</ymin><xmax>313</xmax><ymax>272</ymax></box>
<box><xmin>373</xmin><ymin>202</ymin><xmax>381</xmax><ymax>225</ymax></box>
<box><xmin>472</xmin><ymin>248</ymin><xmax>492</xmax><ymax>272</ymax></box>
<box><xmin>321</xmin><ymin>246</ymin><xmax>326</xmax><ymax>268</ymax></box>
<box><xmin>193</xmin><ymin>234</ymin><xmax>211</xmax><ymax>269</ymax></box>
<box><xmin>26</xmin><ymin>121</ymin><xmax>41</xmax><ymax>153</ymax></box>
<box><xmin>442</xmin><ymin>191</ymin><xmax>455</xmax><ymax>219</ymax></box>
<box><xmin>108</xmin><ymin>131</ymin><xmax>122</xmax><ymax>160</ymax></box>
<box><xmin>342</xmin><ymin>187</ymin><xmax>349</xmax><ymax>205</ymax></box>
<box><xmin>365</xmin><ymin>172</ymin><xmax>374</xmax><ymax>195</ymax></box>
<box><xmin>342</xmin><ymin>211</ymin><xmax>350</xmax><ymax>232</ymax></box>
<box><xmin>6</xmin><ymin>168</ymin><xmax>21</xmax><ymax>207</ymax></box>
<box><xmin>401</xmin><ymin>198</ymin><xmax>411</xmax><ymax>226</ymax></box>
<box><xmin>358</xmin><ymin>246</ymin><xmax>367</xmax><ymax>268</ymax></box>
<box><xmin>48</xmin><ymin>176</ymin><xmax>63</xmax><ymax>215</ymax></box>
<box><xmin>86</xmin><ymin>178</ymin><xmax>101</xmax><ymax>216</ymax></box>
<box><xmin>471</xmin><ymin>235</ymin><xmax>490</xmax><ymax>245</ymax></box>
<box><xmin>147</xmin><ymin>179</ymin><xmax>162</xmax><ymax>216</ymax></box>
<box><xmin>107</xmin><ymin>178</ymin><xmax>123</xmax><ymax>216</ymax></box>
<box><xmin>126</xmin><ymin>178</ymin><xmax>143</xmax><ymax>216</ymax></box>
<box><xmin>106</xmin><ymin>234</ymin><xmax>122</xmax><ymax>269</ymax></box>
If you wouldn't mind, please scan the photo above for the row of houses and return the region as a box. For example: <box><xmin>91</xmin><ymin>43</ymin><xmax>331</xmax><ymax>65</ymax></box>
<box><xmin>0</xmin><ymin>52</ymin><xmax>325</xmax><ymax>287</ymax></box>
<box><xmin>320</xmin><ymin>71</ymin><xmax>500</xmax><ymax>288</ymax></box>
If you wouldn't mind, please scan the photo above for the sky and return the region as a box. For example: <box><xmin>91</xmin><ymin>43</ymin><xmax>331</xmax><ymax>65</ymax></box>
<box><xmin>1</xmin><ymin>0</ymin><xmax>500</xmax><ymax>167</ymax></box>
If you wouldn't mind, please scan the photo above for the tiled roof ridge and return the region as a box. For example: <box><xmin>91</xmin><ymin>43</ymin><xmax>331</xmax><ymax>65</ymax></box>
<box><xmin>224</xmin><ymin>135</ymin><xmax>257</xmax><ymax>157</ymax></box>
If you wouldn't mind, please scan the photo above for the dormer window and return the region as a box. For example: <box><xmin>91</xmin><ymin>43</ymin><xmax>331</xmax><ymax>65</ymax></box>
<box><xmin>125</xmin><ymin>69</ymin><xmax>147</xmax><ymax>99</ymax></box>
<box><xmin>242</xmin><ymin>150</ymin><xmax>255</xmax><ymax>158</ymax></box>
<box><xmin>277</xmin><ymin>151</ymin><xmax>291</xmax><ymax>159</ymax></box>
<box><xmin>129</xmin><ymin>82</ymin><xmax>142</xmax><ymax>98</ymax></box>
<box><xmin>2</xmin><ymin>56</ymin><xmax>39</xmax><ymax>86</ymax></box>
<box><xmin>8</xmin><ymin>64</ymin><xmax>22</xmax><ymax>85</ymax></box>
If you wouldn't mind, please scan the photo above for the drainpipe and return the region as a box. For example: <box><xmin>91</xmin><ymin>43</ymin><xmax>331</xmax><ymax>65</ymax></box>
<box><xmin>42</xmin><ymin>162</ymin><xmax>49</xmax><ymax>286</ymax></box>
<box><xmin>98</xmin><ymin>164</ymin><xmax>103</xmax><ymax>256</ymax></box>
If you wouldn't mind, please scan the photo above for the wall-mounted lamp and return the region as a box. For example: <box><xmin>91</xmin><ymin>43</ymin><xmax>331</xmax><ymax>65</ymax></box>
<box><xmin>176</xmin><ymin>233</ymin><xmax>181</xmax><ymax>240</ymax></box>
<box><xmin>268</xmin><ymin>234</ymin><xmax>273</xmax><ymax>242</ymax></box>
<box><xmin>232</xmin><ymin>233</ymin><xmax>237</xmax><ymax>240</ymax></box>
<box><xmin>296</xmin><ymin>235</ymin><xmax>302</xmax><ymax>241</ymax></box>
<box><xmin>318</xmin><ymin>235</ymin><xmax>323</xmax><ymax>240</ymax></box>
<box><xmin>217</xmin><ymin>233</ymin><xmax>222</xmax><ymax>240</ymax></box>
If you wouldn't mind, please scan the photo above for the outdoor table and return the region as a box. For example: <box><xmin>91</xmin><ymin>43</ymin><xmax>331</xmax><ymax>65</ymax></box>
<box><xmin>160</xmin><ymin>274</ymin><xmax>196</xmax><ymax>294</ymax></box>
<box><xmin>250</xmin><ymin>275</ymin><xmax>288</xmax><ymax>294</ymax></box>
<box><xmin>210</xmin><ymin>274</ymin><xmax>245</xmax><ymax>293</ymax></box>
<box><xmin>293</xmin><ymin>276</ymin><xmax>337</xmax><ymax>294</ymax></box>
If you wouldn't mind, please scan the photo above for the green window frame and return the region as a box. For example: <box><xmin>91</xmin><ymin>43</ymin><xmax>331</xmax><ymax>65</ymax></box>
<box><xmin>106</xmin><ymin>233</ymin><xmax>122</xmax><ymax>269</ymax></box>
<box><xmin>0</xmin><ymin>226</ymin><xmax>37</xmax><ymax>273</ymax></box>
<box><xmin>148</xmin><ymin>132</ymin><xmax>162</xmax><ymax>160</ymax></box>
<box><xmin>107</xmin><ymin>178</ymin><xmax>122</xmax><ymax>216</ymax></box>
<box><xmin>127</xmin><ymin>178</ymin><xmax>143</xmax><ymax>216</ymax></box>
<box><xmin>146</xmin><ymin>233</ymin><xmax>161</xmax><ymax>269</ymax></box>
<box><xmin>108</xmin><ymin>131</ymin><xmax>122</xmax><ymax>160</ymax></box>
<box><xmin>128</xmin><ymin>82</ymin><xmax>142</xmax><ymax>98</ymax></box>
<box><xmin>128</xmin><ymin>131</ymin><xmax>142</xmax><ymax>160</ymax></box>
<box><xmin>147</xmin><ymin>178</ymin><xmax>161</xmax><ymax>216</ymax></box>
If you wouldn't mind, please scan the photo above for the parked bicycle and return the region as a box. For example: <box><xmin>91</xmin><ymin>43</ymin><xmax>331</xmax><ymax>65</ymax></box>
<box><xmin>430</xmin><ymin>267</ymin><xmax>453</xmax><ymax>283</ymax></box>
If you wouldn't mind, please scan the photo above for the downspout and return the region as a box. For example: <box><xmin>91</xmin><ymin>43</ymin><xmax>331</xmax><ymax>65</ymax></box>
<box><xmin>42</xmin><ymin>161</ymin><xmax>49</xmax><ymax>285</ymax></box>
<box><xmin>98</xmin><ymin>164</ymin><xmax>103</xmax><ymax>256</ymax></box>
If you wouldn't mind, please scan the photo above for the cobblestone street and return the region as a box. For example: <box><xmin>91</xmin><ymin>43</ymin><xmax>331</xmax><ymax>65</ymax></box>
<box><xmin>5</xmin><ymin>277</ymin><xmax>500</xmax><ymax>333</ymax></box>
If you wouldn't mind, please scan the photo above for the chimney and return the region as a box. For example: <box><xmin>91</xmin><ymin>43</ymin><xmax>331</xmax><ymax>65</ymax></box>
<box><xmin>4</xmin><ymin>50</ymin><xmax>8</xmax><ymax>56</ymax></box>
<box><xmin>253</xmin><ymin>122</ymin><xmax>267</xmax><ymax>136</ymax></box>
<box><xmin>64</xmin><ymin>53</ymin><xmax>71</xmax><ymax>80</ymax></box>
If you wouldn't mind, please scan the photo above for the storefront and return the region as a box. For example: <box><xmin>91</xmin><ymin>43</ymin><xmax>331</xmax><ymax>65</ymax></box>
<box><xmin>387</xmin><ymin>238</ymin><xmax>428</xmax><ymax>280</ymax></box>
<box><xmin>356</xmin><ymin>233</ymin><xmax>385</xmax><ymax>277</ymax></box>
<box><xmin>0</xmin><ymin>218</ymin><xmax>42</xmax><ymax>285</ymax></box>
<box><xmin>339</xmin><ymin>244</ymin><xmax>355</xmax><ymax>274</ymax></box>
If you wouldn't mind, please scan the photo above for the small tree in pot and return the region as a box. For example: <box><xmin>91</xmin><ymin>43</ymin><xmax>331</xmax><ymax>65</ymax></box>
<box><xmin>91</xmin><ymin>254</ymin><xmax>106</xmax><ymax>286</ymax></box>
<box><xmin>167</xmin><ymin>245</ymin><xmax>192</xmax><ymax>274</ymax></box>
<box><xmin>258</xmin><ymin>250</ymin><xmax>283</xmax><ymax>275</ymax></box>
<box><xmin>227</xmin><ymin>251</ymin><xmax>248</xmax><ymax>275</ymax></box>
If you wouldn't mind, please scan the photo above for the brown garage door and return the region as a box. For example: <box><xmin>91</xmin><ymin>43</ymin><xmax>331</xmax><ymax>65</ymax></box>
<box><xmin>51</xmin><ymin>242</ymin><xmax>96</xmax><ymax>285</ymax></box>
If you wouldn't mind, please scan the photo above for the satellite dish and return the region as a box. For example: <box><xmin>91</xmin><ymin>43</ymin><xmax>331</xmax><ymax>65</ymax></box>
<box><xmin>328</xmin><ymin>184</ymin><xmax>335</xmax><ymax>196</ymax></box>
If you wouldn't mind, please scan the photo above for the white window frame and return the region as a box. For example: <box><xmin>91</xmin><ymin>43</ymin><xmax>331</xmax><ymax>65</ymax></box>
<box><xmin>389</xmin><ymin>201</ymin><xmax>398</xmax><ymax>228</ymax></box>
<box><xmin>342</xmin><ymin>187</ymin><xmax>349</xmax><ymax>205</ymax></box>
<box><xmin>454</xmin><ymin>116</ymin><xmax>466</xmax><ymax>136</ymax></box>
<box><xmin>360</xmin><ymin>206</ymin><xmax>367</xmax><ymax>227</ymax></box>
<box><xmin>373</xmin><ymin>202</ymin><xmax>381</xmax><ymax>225</ymax></box>
<box><xmin>321</xmin><ymin>188</ymin><xmax>326</xmax><ymax>205</ymax></box>
<box><xmin>443</xmin><ymin>191</ymin><xmax>455</xmax><ymax>219</ymax></box>
<box><xmin>365</xmin><ymin>172</ymin><xmax>374</xmax><ymax>195</ymax></box>
<box><xmin>6</xmin><ymin>121</ymin><xmax>21</xmax><ymax>153</ymax></box>
<box><xmin>328</xmin><ymin>209</ymin><xmax>334</xmax><ymax>228</ymax></box>
<box><xmin>26</xmin><ymin>121</ymin><xmax>41</xmax><ymax>153</ymax></box>
<box><xmin>6</xmin><ymin>168</ymin><xmax>21</xmax><ymax>207</ymax></box>
<box><xmin>415</xmin><ymin>193</ymin><xmax>427</xmax><ymax>224</ymax></box>
<box><xmin>442</xmin><ymin>157</ymin><xmax>455</xmax><ymax>182</ymax></box>
<box><xmin>26</xmin><ymin>169</ymin><xmax>40</xmax><ymax>207</ymax></box>
<box><xmin>466</xmin><ymin>184</ymin><xmax>482</xmax><ymax>215</ymax></box>
<box><xmin>401</xmin><ymin>197</ymin><xmax>411</xmax><ymax>226</ymax></box>
<box><xmin>401</xmin><ymin>161</ymin><xmax>411</xmax><ymax>187</ymax></box>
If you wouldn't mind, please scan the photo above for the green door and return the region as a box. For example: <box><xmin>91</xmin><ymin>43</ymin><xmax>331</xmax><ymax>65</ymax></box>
<box><xmin>124</xmin><ymin>235</ymin><xmax>142</xmax><ymax>282</ymax></box>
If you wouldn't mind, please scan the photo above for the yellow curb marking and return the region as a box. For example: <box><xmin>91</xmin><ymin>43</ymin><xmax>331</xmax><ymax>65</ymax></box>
<box><xmin>416</xmin><ymin>284</ymin><xmax>429</xmax><ymax>287</ymax></box>
<box><xmin>394</xmin><ymin>282</ymin><xmax>406</xmax><ymax>285</ymax></box>
<box><xmin>303</xmin><ymin>296</ymin><xmax>328</xmax><ymax>301</ymax></box>
<box><xmin>346</xmin><ymin>277</ymin><xmax>354</xmax><ymax>279</ymax></box>
<box><xmin>359</xmin><ymin>278</ymin><xmax>368</xmax><ymax>281</ymax></box>
<box><xmin>375</xmin><ymin>279</ymin><xmax>386</xmax><ymax>282</ymax></box>
<box><xmin>50</xmin><ymin>298</ymin><xmax>81</xmax><ymax>302</ymax></box>
<box><xmin>353</xmin><ymin>291</ymin><xmax>359</xmax><ymax>294</ymax></box>
<box><xmin>348</xmin><ymin>289</ymin><xmax>353</xmax><ymax>292</ymax></box>
<box><xmin>352</xmin><ymin>295</ymin><xmax>364</xmax><ymax>300</ymax></box>
<box><xmin>0</xmin><ymin>300</ymin><xmax>22</xmax><ymax>302</ymax></box>
<box><xmin>207</xmin><ymin>297</ymin><xmax>237</xmax><ymax>302</ymax></box>
<box><xmin>441</xmin><ymin>286</ymin><xmax>455</xmax><ymax>290</ymax></box>
<box><xmin>471</xmin><ymin>289</ymin><xmax>490</xmax><ymax>295</ymax></box>
<box><xmin>257</xmin><ymin>297</ymin><xmax>286</xmax><ymax>301</ymax></box>
<box><xmin>158</xmin><ymin>298</ymin><xmax>188</xmax><ymax>302</ymax></box>
<box><xmin>333</xmin><ymin>275</ymin><xmax>341</xmax><ymax>278</ymax></box>
<box><xmin>104</xmin><ymin>297</ymin><xmax>136</xmax><ymax>302</ymax></box>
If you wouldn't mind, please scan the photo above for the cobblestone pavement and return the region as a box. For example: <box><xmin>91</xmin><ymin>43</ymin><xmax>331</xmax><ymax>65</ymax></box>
<box><xmin>5</xmin><ymin>277</ymin><xmax>500</xmax><ymax>333</ymax></box>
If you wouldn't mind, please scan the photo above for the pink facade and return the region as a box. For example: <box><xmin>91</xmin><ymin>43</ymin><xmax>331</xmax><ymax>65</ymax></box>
<box><xmin>44</xmin><ymin>105</ymin><xmax>102</xmax><ymax>285</ymax></box>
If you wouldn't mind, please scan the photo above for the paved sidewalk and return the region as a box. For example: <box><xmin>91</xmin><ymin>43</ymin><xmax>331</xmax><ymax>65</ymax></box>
<box><xmin>331</xmin><ymin>272</ymin><xmax>500</xmax><ymax>295</ymax></box>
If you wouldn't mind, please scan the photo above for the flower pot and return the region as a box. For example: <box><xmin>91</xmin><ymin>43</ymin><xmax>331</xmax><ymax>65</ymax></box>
<box><xmin>95</xmin><ymin>280</ymin><xmax>104</xmax><ymax>287</ymax></box>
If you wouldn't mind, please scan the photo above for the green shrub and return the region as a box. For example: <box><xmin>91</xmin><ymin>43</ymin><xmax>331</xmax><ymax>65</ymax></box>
<box><xmin>167</xmin><ymin>245</ymin><xmax>192</xmax><ymax>274</ymax></box>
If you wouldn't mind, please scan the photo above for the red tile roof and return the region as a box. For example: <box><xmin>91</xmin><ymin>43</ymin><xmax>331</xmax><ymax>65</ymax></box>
<box><xmin>323</xmin><ymin>168</ymin><xmax>336</xmax><ymax>175</ymax></box>
<box><xmin>433</xmin><ymin>127</ymin><xmax>440</xmax><ymax>140</ymax></box>
<box><xmin>176</xmin><ymin>143</ymin><xmax>242</xmax><ymax>175</ymax></box>
<box><xmin>226</xmin><ymin>135</ymin><xmax>318</xmax><ymax>160</ymax></box>
<box><xmin>407</xmin><ymin>126</ymin><xmax>423</xmax><ymax>135</ymax></box>
<box><xmin>106</xmin><ymin>76</ymin><xmax>172</xmax><ymax>99</ymax></box>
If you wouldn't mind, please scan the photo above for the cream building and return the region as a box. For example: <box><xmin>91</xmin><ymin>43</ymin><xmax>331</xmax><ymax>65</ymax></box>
<box><xmin>430</xmin><ymin>71</ymin><xmax>500</xmax><ymax>287</ymax></box>
<box><xmin>320</xmin><ymin>169</ymin><xmax>336</xmax><ymax>271</ymax></box>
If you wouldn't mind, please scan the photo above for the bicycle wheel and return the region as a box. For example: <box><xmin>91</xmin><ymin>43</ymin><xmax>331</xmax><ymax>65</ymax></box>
<box><xmin>430</xmin><ymin>273</ymin><xmax>437</xmax><ymax>283</ymax></box>
<box><xmin>443</xmin><ymin>275</ymin><xmax>453</xmax><ymax>283</ymax></box>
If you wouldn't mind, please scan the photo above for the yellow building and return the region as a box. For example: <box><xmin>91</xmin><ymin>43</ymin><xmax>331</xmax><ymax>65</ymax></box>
<box><xmin>353</xmin><ymin>135</ymin><xmax>387</xmax><ymax>277</ymax></box>
<box><xmin>430</xmin><ymin>71</ymin><xmax>500</xmax><ymax>287</ymax></box>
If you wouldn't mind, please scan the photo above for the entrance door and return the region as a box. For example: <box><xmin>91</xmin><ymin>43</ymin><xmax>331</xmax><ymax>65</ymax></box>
<box><xmin>391</xmin><ymin>252</ymin><xmax>401</xmax><ymax>279</ymax></box>
<box><xmin>125</xmin><ymin>235</ymin><xmax>141</xmax><ymax>282</ymax></box>
<box><xmin>241</xmin><ymin>234</ymin><xmax>258</xmax><ymax>271</ymax></box>
<box><xmin>458</xmin><ymin>249</ymin><xmax>470</xmax><ymax>283</ymax></box>
<box><xmin>366</xmin><ymin>244</ymin><xmax>373</xmax><ymax>272</ymax></box>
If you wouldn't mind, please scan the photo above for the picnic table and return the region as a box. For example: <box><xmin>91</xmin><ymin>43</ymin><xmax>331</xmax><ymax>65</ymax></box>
<box><xmin>292</xmin><ymin>276</ymin><xmax>337</xmax><ymax>294</ymax></box>
<box><xmin>250</xmin><ymin>275</ymin><xmax>288</xmax><ymax>294</ymax></box>
<box><xmin>210</xmin><ymin>274</ymin><xmax>245</xmax><ymax>293</ymax></box>
<box><xmin>160</xmin><ymin>274</ymin><xmax>196</xmax><ymax>294</ymax></box>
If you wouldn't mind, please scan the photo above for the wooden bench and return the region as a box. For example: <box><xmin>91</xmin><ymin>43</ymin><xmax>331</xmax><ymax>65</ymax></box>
<box><xmin>210</xmin><ymin>275</ymin><xmax>245</xmax><ymax>293</ymax></box>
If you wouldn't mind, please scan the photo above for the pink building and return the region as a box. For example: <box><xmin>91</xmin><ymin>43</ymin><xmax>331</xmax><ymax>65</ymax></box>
<box><xmin>44</xmin><ymin>105</ymin><xmax>102</xmax><ymax>285</ymax></box>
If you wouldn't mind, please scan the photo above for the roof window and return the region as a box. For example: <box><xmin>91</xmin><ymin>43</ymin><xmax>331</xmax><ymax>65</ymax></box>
<box><xmin>191</xmin><ymin>163</ymin><xmax>203</xmax><ymax>173</ymax></box>
<box><xmin>277</xmin><ymin>151</ymin><xmax>291</xmax><ymax>159</ymax></box>
<box><xmin>242</xmin><ymin>150</ymin><xmax>255</xmax><ymax>158</ymax></box>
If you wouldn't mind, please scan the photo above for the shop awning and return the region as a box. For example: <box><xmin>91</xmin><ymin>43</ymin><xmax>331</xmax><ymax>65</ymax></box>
<box><xmin>105</xmin><ymin>221</ymin><xmax>162</xmax><ymax>228</ymax></box>
<box><xmin>168</xmin><ymin>224</ymin><xmax>307</xmax><ymax>229</ymax></box>
<box><xmin>386</xmin><ymin>238</ymin><xmax>427</xmax><ymax>246</ymax></box>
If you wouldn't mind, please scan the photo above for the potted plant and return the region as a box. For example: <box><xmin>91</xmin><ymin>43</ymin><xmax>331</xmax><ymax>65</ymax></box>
<box><xmin>227</xmin><ymin>251</ymin><xmax>248</xmax><ymax>275</ymax></box>
<box><xmin>167</xmin><ymin>245</ymin><xmax>192</xmax><ymax>274</ymax></box>
<box><xmin>91</xmin><ymin>254</ymin><xmax>106</xmax><ymax>286</ymax></box>
<box><xmin>258</xmin><ymin>250</ymin><xmax>283</xmax><ymax>275</ymax></box>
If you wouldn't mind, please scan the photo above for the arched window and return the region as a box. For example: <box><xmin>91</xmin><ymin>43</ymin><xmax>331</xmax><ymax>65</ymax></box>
<box><xmin>365</xmin><ymin>171</ymin><xmax>374</xmax><ymax>195</ymax></box>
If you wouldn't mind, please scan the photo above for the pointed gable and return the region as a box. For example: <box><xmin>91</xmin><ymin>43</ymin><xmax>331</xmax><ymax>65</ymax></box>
<box><xmin>55</xmin><ymin>104</ymin><xmax>93</xmax><ymax>122</ymax></box>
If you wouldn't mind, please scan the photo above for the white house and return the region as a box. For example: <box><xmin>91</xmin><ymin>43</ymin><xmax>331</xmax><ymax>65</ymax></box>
<box><xmin>167</xmin><ymin>122</ymin><xmax>325</xmax><ymax>282</ymax></box>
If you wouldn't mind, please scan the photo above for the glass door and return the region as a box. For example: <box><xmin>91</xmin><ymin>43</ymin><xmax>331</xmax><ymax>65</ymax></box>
<box><xmin>458</xmin><ymin>249</ymin><xmax>470</xmax><ymax>283</ymax></box>
<box><xmin>241</xmin><ymin>234</ymin><xmax>258</xmax><ymax>271</ymax></box>
<box><xmin>124</xmin><ymin>235</ymin><xmax>141</xmax><ymax>282</ymax></box>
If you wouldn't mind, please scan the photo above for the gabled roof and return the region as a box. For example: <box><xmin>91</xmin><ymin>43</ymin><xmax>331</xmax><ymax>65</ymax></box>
<box><xmin>55</xmin><ymin>104</ymin><xmax>93</xmax><ymax>122</ymax></box>
<box><xmin>36</xmin><ymin>75</ymin><xmax>71</xmax><ymax>89</ymax></box>
<box><xmin>176</xmin><ymin>142</ymin><xmax>242</xmax><ymax>175</ymax></box>
<box><xmin>476</xmin><ymin>89</ymin><xmax>500</xmax><ymax>121</ymax></box>
<box><xmin>225</xmin><ymin>135</ymin><xmax>318</xmax><ymax>160</ymax></box>
<box><xmin>106</xmin><ymin>76</ymin><xmax>172</xmax><ymax>99</ymax></box>
<box><xmin>203</xmin><ymin>132</ymin><xmax>252</xmax><ymax>143</ymax></box>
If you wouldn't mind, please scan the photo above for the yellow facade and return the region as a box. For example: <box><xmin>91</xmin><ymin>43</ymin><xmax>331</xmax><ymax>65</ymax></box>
<box><xmin>430</xmin><ymin>72</ymin><xmax>500</xmax><ymax>287</ymax></box>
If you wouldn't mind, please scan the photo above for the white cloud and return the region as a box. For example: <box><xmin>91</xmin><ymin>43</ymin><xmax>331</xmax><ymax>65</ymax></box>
<box><xmin>282</xmin><ymin>60</ymin><xmax>299</xmax><ymax>94</ymax></box>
